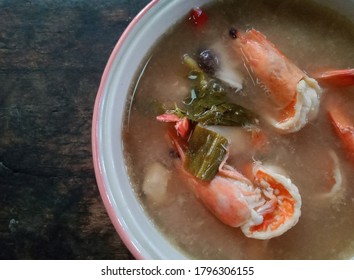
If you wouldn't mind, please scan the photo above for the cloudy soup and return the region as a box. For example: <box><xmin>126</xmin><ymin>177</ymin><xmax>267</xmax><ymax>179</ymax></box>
<box><xmin>122</xmin><ymin>0</ymin><xmax>354</xmax><ymax>259</ymax></box>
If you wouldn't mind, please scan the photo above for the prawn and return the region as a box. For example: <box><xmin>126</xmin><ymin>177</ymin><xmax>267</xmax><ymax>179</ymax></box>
<box><xmin>233</xmin><ymin>29</ymin><xmax>354</xmax><ymax>133</ymax></box>
<box><xmin>167</xmin><ymin>126</ymin><xmax>301</xmax><ymax>239</ymax></box>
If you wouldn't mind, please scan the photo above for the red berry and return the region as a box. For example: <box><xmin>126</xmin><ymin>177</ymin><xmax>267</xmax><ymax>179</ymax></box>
<box><xmin>189</xmin><ymin>7</ymin><xmax>208</xmax><ymax>27</ymax></box>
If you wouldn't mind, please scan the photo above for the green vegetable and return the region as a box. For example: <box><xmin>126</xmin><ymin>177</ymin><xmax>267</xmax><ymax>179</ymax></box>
<box><xmin>157</xmin><ymin>54</ymin><xmax>257</xmax><ymax>181</ymax></box>
<box><xmin>173</xmin><ymin>55</ymin><xmax>257</xmax><ymax>126</ymax></box>
<box><xmin>185</xmin><ymin>124</ymin><xmax>228</xmax><ymax>181</ymax></box>
<box><xmin>172</xmin><ymin>79</ymin><xmax>256</xmax><ymax>126</ymax></box>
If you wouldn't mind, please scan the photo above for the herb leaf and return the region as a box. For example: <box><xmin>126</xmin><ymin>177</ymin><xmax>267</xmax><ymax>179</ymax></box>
<box><xmin>175</xmin><ymin>79</ymin><xmax>256</xmax><ymax>126</ymax></box>
<box><xmin>175</xmin><ymin>54</ymin><xmax>257</xmax><ymax>126</ymax></box>
<box><xmin>185</xmin><ymin>124</ymin><xmax>228</xmax><ymax>181</ymax></box>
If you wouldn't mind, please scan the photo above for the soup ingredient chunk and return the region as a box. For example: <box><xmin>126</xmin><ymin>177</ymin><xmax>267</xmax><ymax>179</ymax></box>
<box><xmin>319</xmin><ymin>151</ymin><xmax>344</xmax><ymax>201</ymax></box>
<box><xmin>189</xmin><ymin>7</ymin><xmax>208</xmax><ymax>27</ymax></box>
<box><xmin>142</xmin><ymin>162</ymin><xmax>171</xmax><ymax>205</ymax></box>
<box><xmin>206</xmin><ymin>125</ymin><xmax>264</xmax><ymax>158</ymax></box>
<box><xmin>233</xmin><ymin>29</ymin><xmax>322</xmax><ymax>133</ymax></box>
<box><xmin>197</xmin><ymin>49</ymin><xmax>219</xmax><ymax>75</ymax></box>
<box><xmin>213</xmin><ymin>42</ymin><xmax>244</xmax><ymax>91</ymax></box>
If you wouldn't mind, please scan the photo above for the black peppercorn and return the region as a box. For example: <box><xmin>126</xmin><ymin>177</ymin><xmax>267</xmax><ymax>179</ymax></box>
<box><xmin>229</xmin><ymin>27</ymin><xmax>238</xmax><ymax>39</ymax></box>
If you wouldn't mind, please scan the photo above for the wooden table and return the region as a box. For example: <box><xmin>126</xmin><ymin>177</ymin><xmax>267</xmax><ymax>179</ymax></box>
<box><xmin>0</xmin><ymin>0</ymin><xmax>151</xmax><ymax>260</ymax></box>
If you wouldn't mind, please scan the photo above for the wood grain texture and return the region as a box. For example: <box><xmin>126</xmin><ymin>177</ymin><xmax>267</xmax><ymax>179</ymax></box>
<box><xmin>0</xmin><ymin>0</ymin><xmax>151</xmax><ymax>260</ymax></box>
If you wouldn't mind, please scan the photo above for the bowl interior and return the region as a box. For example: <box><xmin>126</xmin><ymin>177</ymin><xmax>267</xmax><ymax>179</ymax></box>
<box><xmin>93</xmin><ymin>0</ymin><xmax>354</xmax><ymax>260</ymax></box>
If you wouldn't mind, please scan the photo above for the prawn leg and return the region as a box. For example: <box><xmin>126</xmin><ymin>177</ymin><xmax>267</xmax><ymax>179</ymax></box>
<box><xmin>313</xmin><ymin>69</ymin><xmax>354</xmax><ymax>88</ymax></box>
<box><xmin>327</xmin><ymin>102</ymin><xmax>354</xmax><ymax>165</ymax></box>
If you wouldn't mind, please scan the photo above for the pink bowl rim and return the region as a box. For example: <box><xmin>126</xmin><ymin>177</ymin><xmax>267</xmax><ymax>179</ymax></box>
<box><xmin>92</xmin><ymin>0</ymin><xmax>159</xmax><ymax>260</ymax></box>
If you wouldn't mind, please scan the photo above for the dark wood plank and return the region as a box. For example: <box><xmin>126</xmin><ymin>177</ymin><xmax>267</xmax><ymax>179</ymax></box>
<box><xmin>0</xmin><ymin>0</ymin><xmax>151</xmax><ymax>260</ymax></box>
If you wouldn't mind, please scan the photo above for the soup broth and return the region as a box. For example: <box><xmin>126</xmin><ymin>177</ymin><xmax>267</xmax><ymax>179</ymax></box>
<box><xmin>123</xmin><ymin>0</ymin><xmax>354</xmax><ymax>259</ymax></box>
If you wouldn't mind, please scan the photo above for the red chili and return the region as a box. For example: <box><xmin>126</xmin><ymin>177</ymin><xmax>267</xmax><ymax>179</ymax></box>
<box><xmin>189</xmin><ymin>7</ymin><xmax>208</xmax><ymax>27</ymax></box>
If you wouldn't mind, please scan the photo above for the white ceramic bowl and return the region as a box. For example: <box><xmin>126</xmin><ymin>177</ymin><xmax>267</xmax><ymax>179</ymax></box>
<box><xmin>92</xmin><ymin>0</ymin><xmax>354</xmax><ymax>260</ymax></box>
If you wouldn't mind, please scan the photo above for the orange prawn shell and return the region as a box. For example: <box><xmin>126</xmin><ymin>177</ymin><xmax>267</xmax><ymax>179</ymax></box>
<box><xmin>328</xmin><ymin>102</ymin><xmax>354</xmax><ymax>164</ymax></box>
<box><xmin>251</xmin><ymin>170</ymin><xmax>296</xmax><ymax>232</ymax></box>
<box><xmin>235</xmin><ymin>29</ymin><xmax>304</xmax><ymax>108</ymax></box>
<box><xmin>168</xmin><ymin>128</ymin><xmax>256</xmax><ymax>228</ymax></box>
<box><xmin>314</xmin><ymin>69</ymin><xmax>354</xmax><ymax>87</ymax></box>
<box><xmin>241</xmin><ymin>164</ymin><xmax>302</xmax><ymax>239</ymax></box>
<box><xmin>186</xmin><ymin>174</ymin><xmax>253</xmax><ymax>228</ymax></box>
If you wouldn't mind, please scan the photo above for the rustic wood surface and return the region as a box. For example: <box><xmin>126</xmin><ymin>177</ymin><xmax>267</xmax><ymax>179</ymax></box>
<box><xmin>0</xmin><ymin>0</ymin><xmax>151</xmax><ymax>260</ymax></box>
